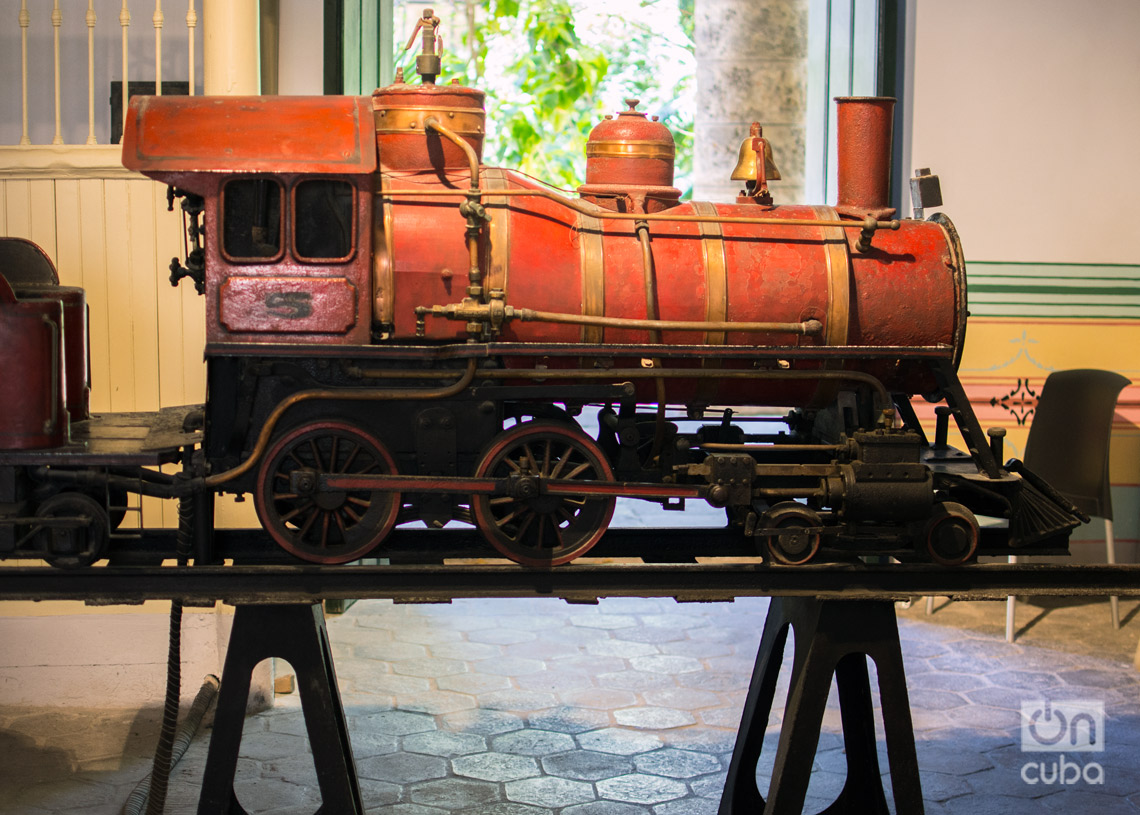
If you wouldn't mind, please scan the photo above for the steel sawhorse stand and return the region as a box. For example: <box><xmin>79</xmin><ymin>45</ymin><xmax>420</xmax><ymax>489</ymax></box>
<box><xmin>720</xmin><ymin>598</ymin><xmax>924</xmax><ymax>814</ymax></box>
<box><xmin>197</xmin><ymin>603</ymin><xmax>364</xmax><ymax>815</ymax></box>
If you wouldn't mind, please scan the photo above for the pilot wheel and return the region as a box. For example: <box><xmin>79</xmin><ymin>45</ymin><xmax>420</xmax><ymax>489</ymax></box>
<box><xmin>472</xmin><ymin>421</ymin><xmax>616</xmax><ymax>566</ymax></box>
<box><xmin>255</xmin><ymin>421</ymin><xmax>401</xmax><ymax>564</ymax></box>
<box><xmin>761</xmin><ymin>502</ymin><xmax>824</xmax><ymax>565</ymax></box>
<box><xmin>36</xmin><ymin>492</ymin><xmax>110</xmax><ymax>568</ymax></box>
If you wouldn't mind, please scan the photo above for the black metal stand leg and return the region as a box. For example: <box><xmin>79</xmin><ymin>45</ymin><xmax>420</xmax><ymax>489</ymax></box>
<box><xmin>720</xmin><ymin>598</ymin><xmax>924</xmax><ymax>815</ymax></box>
<box><xmin>197</xmin><ymin>603</ymin><xmax>363</xmax><ymax>815</ymax></box>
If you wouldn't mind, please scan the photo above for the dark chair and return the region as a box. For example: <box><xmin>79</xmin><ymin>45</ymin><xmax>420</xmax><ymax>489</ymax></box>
<box><xmin>1007</xmin><ymin>369</ymin><xmax>1130</xmax><ymax>640</ymax></box>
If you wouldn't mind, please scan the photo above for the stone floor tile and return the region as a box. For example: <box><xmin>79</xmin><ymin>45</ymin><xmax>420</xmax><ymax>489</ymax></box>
<box><xmin>542</xmin><ymin>749</ymin><xmax>634</xmax><ymax>781</ymax></box>
<box><xmin>985</xmin><ymin>669</ymin><xmax>1063</xmax><ymax>691</ymax></box>
<box><xmin>915</xmin><ymin>741</ymin><xmax>994</xmax><ymax>776</ymax></box>
<box><xmin>657</xmin><ymin>639</ymin><xmax>733</xmax><ymax>660</ymax></box>
<box><xmin>366</xmin><ymin>804</ymin><xmax>446</xmax><ymax>815</ymax></box>
<box><xmin>629</xmin><ymin>655</ymin><xmax>704</xmax><ymax>675</ymax></box>
<box><xmin>349</xmin><ymin>731</ymin><xmax>401</xmax><ymax>758</ymax></box>
<box><xmin>363</xmin><ymin>674</ymin><xmax>434</xmax><ymax>696</ymax></box>
<box><xmin>393</xmin><ymin>626</ymin><xmax>466</xmax><ymax>646</ymax></box>
<box><xmin>232</xmin><ymin>775</ymin><xmax>323</xmax><ymax>811</ymax></box>
<box><xmin>395</xmin><ymin>690</ymin><xmax>478</xmax><ymax>715</ymax></box>
<box><xmin>641</xmin><ymin>687</ymin><xmax>722</xmax><ymax>711</ymax></box>
<box><xmin>503</xmin><ymin>639</ymin><xmax>583</xmax><ymax>661</ymax></box>
<box><xmin>525</xmin><ymin>707</ymin><xmax>611</xmax><ymax>735</ymax></box>
<box><xmin>577</xmin><ymin>727</ymin><xmax>664</xmax><ymax>756</ymax></box>
<box><xmin>347</xmin><ymin>770</ymin><xmax>401</xmax><ymax>801</ymax></box>
<box><xmin>428</xmin><ymin>641</ymin><xmax>503</xmax><ymax>661</ymax></box>
<box><xmin>652</xmin><ymin>796</ymin><xmax>721</xmax><ymax>815</ymax></box>
<box><xmin>581</xmin><ymin>638</ymin><xmax>657</xmax><ymax>659</ymax></box>
<box><xmin>475</xmin><ymin>656</ymin><xmax>548</xmax><ymax>676</ymax></box>
<box><xmin>452</xmin><ymin>751</ymin><xmax>541</xmax><ymax>782</ymax></box>
<box><xmin>505</xmin><ymin>775</ymin><xmax>596</xmax><ymax>807</ymax></box>
<box><xmin>561</xmin><ymin>688</ymin><xmax>639</xmax><ymax>711</ymax></box>
<box><xmin>562</xmin><ymin>800</ymin><xmax>651</xmax><ymax>815</ymax></box>
<box><xmin>661</xmin><ymin>728</ymin><xmax>737</xmax><ymax>755</ymax></box>
<box><xmin>907</xmin><ymin>689</ymin><xmax>970</xmax><ymax>711</ymax></box>
<box><xmin>402</xmin><ymin>730</ymin><xmax>487</xmax><ymax>758</ymax></box>
<box><xmin>613</xmin><ymin>707</ymin><xmax>696</xmax><ymax>730</ymax></box>
<box><xmin>408</xmin><ymin>777</ymin><xmax>503</xmax><ymax>809</ymax></box>
<box><xmin>675</xmin><ymin>671</ymin><xmax>750</xmax><ymax>692</ymax></box>
<box><xmin>467</xmin><ymin>628</ymin><xmax>538</xmax><ymax>646</ymax></box>
<box><xmin>514</xmin><ymin>668</ymin><xmax>596</xmax><ymax>694</ymax></box>
<box><xmin>553</xmin><ymin>654</ymin><xmax>629</xmax><ymax>675</ymax></box>
<box><xmin>456</xmin><ymin>804</ymin><xmax>551</xmax><ymax>815</ymax></box>
<box><xmin>1040</xmin><ymin>790</ymin><xmax>1140</xmax><ymax>814</ymax></box>
<box><xmin>238</xmin><ymin>731</ymin><xmax>311</xmax><ymax>762</ymax></box>
<box><xmin>440</xmin><ymin>709</ymin><xmax>525</xmax><ymax>736</ymax></box>
<box><xmin>491</xmin><ymin>728</ymin><xmax>577</xmax><ymax>757</ymax></box>
<box><xmin>353</xmin><ymin>641</ymin><xmax>429</xmax><ymax>662</ymax></box>
<box><xmin>610</xmin><ymin>627</ymin><xmax>688</xmax><ymax>645</ymax></box>
<box><xmin>354</xmin><ymin>710</ymin><xmax>437</xmax><ymax>737</ymax></box>
<box><xmin>570</xmin><ymin>614</ymin><xmax>639</xmax><ymax>630</ymax></box>
<box><xmin>596</xmin><ymin>772</ymin><xmax>687</xmax><ymax>805</ymax></box>
<box><xmin>477</xmin><ymin>689</ymin><xmax>559</xmax><ymax>713</ymax></box>
<box><xmin>391</xmin><ymin>656</ymin><xmax>469</xmax><ymax>678</ymax></box>
<box><xmin>688</xmin><ymin>771</ymin><xmax>730</xmax><ymax>798</ymax></box>
<box><xmin>633</xmin><ymin>747</ymin><xmax>721</xmax><ymax>779</ymax></box>
<box><xmin>437</xmin><ymin>672</ymin><xmax>513</xmax><ymax>695</ymax></box>
<box><xmin>908</xmin><ymin>671</ymin><xmax>988</xmax><ymax>692</ymax></box>
<box><xmin>357</xmin><ymin>751</ymin><xmax>448</xmax><ymax>785</ymax></box>
<box><xmin>596</xmin><ymin>670</ymin><xmax>677</xmax><ymax>692</ymax></box>
<box><xmin>698</xmin><ymin>707</ymin><xmax>745</xmax><ymax>728</ymax></box>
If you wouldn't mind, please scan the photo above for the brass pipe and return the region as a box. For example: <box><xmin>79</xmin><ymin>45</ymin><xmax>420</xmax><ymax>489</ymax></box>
<box><xmin>423</xmin><ymin>117</ymin><xmax>480</xmax><ymax>186</ymax></box>
<box><xmin>424</xmin><ymin>116</ymin><xmax>484</xmax><ymax>306</ymax></box>
<box><xmin>636</xmin><ymin>220</ymin><xmax>668</xmax><ymax>459</ymax></box>
<box><xmin>379</xmin><ymin>187</ymin><xmax>901</xmax><ymax>232</ymax></box>
<box><xmin>516</xmin><ymin>309</ymin><xmax>823</xmax><ymax>335</ymax></box>
<box><xmin>203</xmin><ymin>360</ymin><xmax>477</xmax><ymax>488</ymax></box>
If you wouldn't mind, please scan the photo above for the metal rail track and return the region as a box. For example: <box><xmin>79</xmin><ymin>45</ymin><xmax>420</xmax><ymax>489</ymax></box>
<box><xmin>2</xmin><ymin>528</ymin><xmax>1137</xmax><ymax>604</ymax></box>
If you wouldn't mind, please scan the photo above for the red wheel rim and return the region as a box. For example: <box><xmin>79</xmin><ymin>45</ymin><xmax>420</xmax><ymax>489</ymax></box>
<box><xmin>254</xmin><ymin>421</ymin><xmax>400</xmax><ymax>564</ymax></box>
<box><xmin>472</xmin><ymin>421</ymin><xmax>615</xmax><ymax>566</ymax></box>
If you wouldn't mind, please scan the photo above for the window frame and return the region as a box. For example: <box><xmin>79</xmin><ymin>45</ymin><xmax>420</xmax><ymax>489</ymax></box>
<box><xmin>290</xmin><ymin>177</ymin><xmax>358</xmax><ymax>265</ymax></box>
<box><xmin>219</xmin><ymin>176</ymin><xmax>287</xmax><ymax>264</ymax></box>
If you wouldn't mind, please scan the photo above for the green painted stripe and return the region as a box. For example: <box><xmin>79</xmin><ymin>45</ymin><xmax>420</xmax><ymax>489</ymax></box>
<box><xmin>964</xmin><ymin>262</ymin><xmax>1140</xmax><ymax>318</ymax></box>
<box><xmin>966</xmin><ymin>287</ymin><xmax>1140</xmax><ymax>298</ymax></box>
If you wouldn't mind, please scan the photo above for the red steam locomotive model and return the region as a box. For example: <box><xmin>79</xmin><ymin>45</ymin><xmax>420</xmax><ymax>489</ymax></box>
<box><xmin>0</xmin><ymin>26</ymin><xmax>1083</xmax><ymax>568</ymax></box>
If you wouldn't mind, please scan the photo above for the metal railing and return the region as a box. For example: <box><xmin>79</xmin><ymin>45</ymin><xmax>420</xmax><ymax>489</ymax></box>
<box><xmin>13</xmin><ymin>0</ymin><xmax>199</xmax><ymax>147</ymax></box>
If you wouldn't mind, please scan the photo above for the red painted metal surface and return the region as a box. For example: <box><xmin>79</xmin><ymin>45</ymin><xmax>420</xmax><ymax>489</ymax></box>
<box><xmin>122</xmin><ymin>96</ymin><xmax>377</xmax><ymax>179</ymax></box>
<box><xmin>835</xmin><ymin>97</ymin><xmax>896</xmax><ymax>218</ymax></box>
<box><xmin>219</xmin><ymin>276</ymin><xmax>359</xmax><ymax>334</ymax></box>
<box><xmin>382</xmin><ymin>167</ymin><xmax>963</xmax><ymax>404</ymax></box>
<box><xmin>0</xmin><ymin>299</ymin><xmax>66</xmax><ymax>449</ymax></box>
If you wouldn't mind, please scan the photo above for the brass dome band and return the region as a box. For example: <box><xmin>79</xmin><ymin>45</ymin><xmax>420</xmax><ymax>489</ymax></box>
<box><xmin>813</xmin><ymin>205</ymin><xmax>851</xmax><ymax>349</ymax></box>
<box><xmin>577</xmin><ymin>211</ymin><xmax>606</xmax><ymax>344</ymax></box>
<box><xmin>374</xmin><ymin>106</ymin><xmax>485</xmax><ymax>136</ymax></box>
<box><xmin>585</xmin><ymin>140</ymin><xmax>675</xmax><ymax>160</ymax></box>
<box><xmin>812</xmin><ymin>204</ymin><xmax>853</xmax><ymax>407</ymax></box>
<box><xmin>692</xmin><ymin>201</ymin><xmax>728</xmax><ymax>347</ymax></box>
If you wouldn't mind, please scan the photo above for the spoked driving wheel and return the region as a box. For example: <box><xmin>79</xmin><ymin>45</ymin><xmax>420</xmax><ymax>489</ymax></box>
<box><xmin>255</xmin><ymin>421</ymin><xmax>400</xmax><ymax>563</ymax></box>
<box><xmin>472</xmin><ymin>421</ymin><xmax>616</xmax><ymax>566</ymax></box>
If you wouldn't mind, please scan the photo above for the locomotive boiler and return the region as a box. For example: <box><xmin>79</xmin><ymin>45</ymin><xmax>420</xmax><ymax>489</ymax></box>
<box><xmin>0</xmin><ymin>22</ymin><xmax>1085</xmax><ymax>569</ymax></box>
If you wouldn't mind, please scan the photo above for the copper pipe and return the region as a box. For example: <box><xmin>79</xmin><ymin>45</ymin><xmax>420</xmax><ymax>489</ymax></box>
<box><xmin>424</xmin><ymin>116</ymin><xmax>484</xmax><ymax>305</ymax></box>
<box><xmin>203</xmin><ymin>360</ymin><xmax>477</xmax><ymax>488</ymax></box>
<box><xmin>379</xmin><ymin>187</ymin><xmax>901</xmax><ymax>232</ymax></box>
<box><xmin>700</xmin><ymin>443</ymin><xmax>848</xmax><ymax>453</ymax></box>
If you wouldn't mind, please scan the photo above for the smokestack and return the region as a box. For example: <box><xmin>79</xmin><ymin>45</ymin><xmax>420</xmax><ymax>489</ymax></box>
<box><xmin>834</xmin><ymin>97</ymin><xmax>897</xmax><ymax>219</ymax></box>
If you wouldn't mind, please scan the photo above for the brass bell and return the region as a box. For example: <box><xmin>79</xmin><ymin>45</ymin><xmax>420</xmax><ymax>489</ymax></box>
<box><xmin>730</xmin><ymin>123</ymin><xmax>781</xmax><ymax>182</ymax></box>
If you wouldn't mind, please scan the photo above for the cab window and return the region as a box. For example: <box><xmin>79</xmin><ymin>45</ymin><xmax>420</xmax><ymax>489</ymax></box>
<box><xmin>294</xmin><ymin>179</ymin><xmax>355</xmax><ymax>261</ymax></box>
<box><xmin>222</xmin><ymin>179</ymin><xmax>283</xmax><ymax>260</ymax></box>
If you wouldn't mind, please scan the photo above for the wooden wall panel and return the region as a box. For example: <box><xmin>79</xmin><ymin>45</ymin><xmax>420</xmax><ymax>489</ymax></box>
<box><xmin>78</xmin><ymin>179</ymin><xmax>113</xmax><ymax>414</ymax></box>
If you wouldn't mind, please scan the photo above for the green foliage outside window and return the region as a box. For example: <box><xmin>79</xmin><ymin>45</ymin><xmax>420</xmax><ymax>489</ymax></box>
<box><xmin>394</xmin><ymin>0</ymin><xmax>694</xmax><ymax>195</ymax></box>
